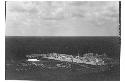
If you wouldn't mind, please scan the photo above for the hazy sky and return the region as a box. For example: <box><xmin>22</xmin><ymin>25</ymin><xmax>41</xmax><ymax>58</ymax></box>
<box><xmin>6</xmin><ymin>1</ymin><xmax>119</xmax><ymax>36</ymax></box>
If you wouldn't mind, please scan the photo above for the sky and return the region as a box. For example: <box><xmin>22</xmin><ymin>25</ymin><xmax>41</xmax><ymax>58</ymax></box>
<box><xmin>6</xmin><ymin>1</ymin><xmax>119</xmax><ymax>36</ymax></box>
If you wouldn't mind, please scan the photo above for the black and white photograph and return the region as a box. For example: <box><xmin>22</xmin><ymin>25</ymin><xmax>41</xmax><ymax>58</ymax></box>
<box><xmin>5</xmin><ymin>1</ymin><xmax>120</xmax><ymax>81</ymax></box>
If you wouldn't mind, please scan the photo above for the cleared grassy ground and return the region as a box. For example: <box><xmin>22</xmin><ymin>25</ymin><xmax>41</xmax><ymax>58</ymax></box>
<box><xmin>5</xmin><ymin>59</ymin><xmax>120</xmax><ymax>81</ymax></box>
